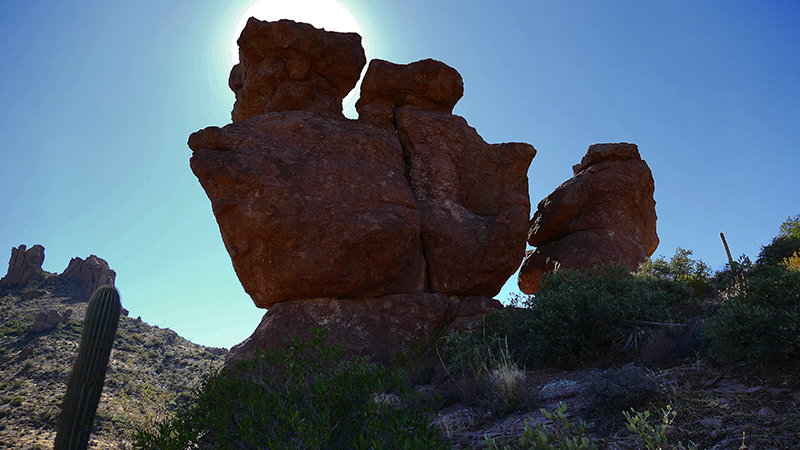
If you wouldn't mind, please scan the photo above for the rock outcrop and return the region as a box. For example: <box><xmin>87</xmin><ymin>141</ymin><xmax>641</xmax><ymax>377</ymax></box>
<box><xmin>27</xmin><ymin>309</ymin><xmax>73</xmax><ymax>333</ymax></box>
<box><xmin>61</xmin><ymin>255</ymin><xmax>117</xmax><ymax>300</ymax></box>
<box><xmin>190</xmin><ymin>18</ymin><xmax>535</xmax><ymax>363</ymax></box>
<box><xmin>518</xmin><ymin>143</ymin><xmax>658</xmax><ymax>293</ymax></box>
<box><xmin>0</xmin><ymin>244</ymin><xmax>45</xmax><ymax>287</ymax></box>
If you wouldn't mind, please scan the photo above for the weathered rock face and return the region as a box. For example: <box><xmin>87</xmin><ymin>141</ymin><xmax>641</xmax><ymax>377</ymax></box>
<box><xmin>356</xmin><ymin>58</ymin><xmax>464</xmax><ymax>114</ymax></box>
<box><xmin>518</xmin><ymin>143</ymin><xmax>658</xmax><ymax>293</ymax></box>
<box><xmin>0</xmin><ymin>244</ymin><xmax>45</xmax><ymax>286</ymax></box>
<box><xmin>227</xmin><ymin>295</ymin><xmax>501</xmax><ymax>365</ymax></box>
<box><xmin>189</xmin><ymin>111</ymin><xmax>427</xmax><ymax>308</ymax></box>
<box><xmin>61</xmin><ymin>255</ymin><xmax>117</xmax><ymax>300</ymax></box>
<box><xmin>394</xmin><ymin>106</ymin><xmax>535</xmax><ymax>297</ymax></box>
<box><xmin>191</xmin><ymin>18</ymin><xmax>536</xmax><ymax>362</ymax></box>
<box><xmin>229</xmin><ymin>18</ymin><xmax>366</xmax><ymax>121</ymax></box>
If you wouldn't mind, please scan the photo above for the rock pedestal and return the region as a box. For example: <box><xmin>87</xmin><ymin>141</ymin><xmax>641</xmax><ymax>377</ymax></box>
<box><xmin>518</xmin><ymin>143</ymin><xmax>659</xmax><ymax>293</ymax></box>
<box><xmin>228</xmin><ymin>295</ymin><xmax>501</xmax><ymax>365</ymax></box>
<box><xmin>191</xmin><ymin>18</ymin><xmax>536</xmax><ymax>363</ymax></box>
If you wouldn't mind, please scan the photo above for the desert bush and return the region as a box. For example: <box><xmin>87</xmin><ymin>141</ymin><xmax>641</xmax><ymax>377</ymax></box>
<box><xmin>637</xmin><ymin>248</ymin><xmax>713</xmax><ymax>298</ymax></box>
<box><xmin>444</xmin><ymin>330</ymin><xmax>533</xmax><ymax>415</ymax></box>
<box><xmin>624</xmin><ymin>405</ymin><xmax>697</xmax><ymax>450</ymax></box>
<box><xmin>484</xmin><ymin>402</ymin><xmax>597</xmax><ymax>450</ymax></box>
<box><xmin>447</xmin><ymin>264</ymin><xmax>695</xmax><ymax>371</ymax></box>
<box><xmin>705</xmin><ymin>265</ymin><xmax>800</xmax><ymax>363</ymax></box>
<box><xmin>522</xmin><ymin>264</ymin><xmax>691</xmax><ymax>368</ymax></box>
<box><xmin>132</xmin><ymin>329</ymin><xmax>448</xmax><ymax>450</ymax></box>
<box><xmin>755</xmin><ymin>214</ymin><xmax>800</xmax><ymax>271</ymax></box>
<box><xmin>583</xmin><ymin>366</ymin><xmax>665</xmax><ymax>421</ymax></box>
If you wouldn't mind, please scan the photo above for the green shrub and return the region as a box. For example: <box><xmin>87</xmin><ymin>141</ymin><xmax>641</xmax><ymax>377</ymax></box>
<box><xmin>523</xmin><ymin>264</ymin><xmax>689</xmax><ymax>368</ymax></box>
<box><xmin>779</xmin><ymin>213</ymin><xmax>800</xmax><ymax>239</ymax></box>
<box><xmin>484</xmin><ymin>402</ymin><xmax>597</xmax><ymax>450</ymax></box>
<box><xmin>705</xmin><ymin>266</ymin><xmax>800</xmax><ymax>363</ymax></box>
<box><xmin>583</xmin><ymin>366</ymin><xmax>664</xmax><ymax>421</ymax></box>
<box><xmin>756</xmin><ymin>235</ymin><xmax>800</xmax><ymax>270</ymax></box>
<box><xmin>447</xmin><ymin>264</ymin><xmax>694</xmax><ymax>371</ymax></box>
<box><xmin>624</xmin><ymin>405</ymin><xmax>696</xmax><ymax>450</ymax></box>
<box><xmin>132</xmin><ymin>329</ymin><xmax>449</xmax><ymax>450</ymax></box>
<box><xmin>638</xmin><ymin>248</ymin><xmax>713</xmax><ymax>297</ymax></box>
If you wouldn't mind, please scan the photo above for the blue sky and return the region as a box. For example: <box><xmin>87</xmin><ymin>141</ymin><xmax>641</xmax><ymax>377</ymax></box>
<box><xmin>1</xmin><ymin>0</ymin><xmax>798</xmax><ymax>349</ymax></box>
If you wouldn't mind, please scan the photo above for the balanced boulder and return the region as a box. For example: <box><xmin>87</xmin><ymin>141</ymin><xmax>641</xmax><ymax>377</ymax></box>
<box><xmin>518</xmin><ymin>143</ymin><xmax>658</xmax><ymax>292</ymax></box>
<box><xmin>191</xmin><ymin>19</ymin><xmax>536</xmax><ymax>362</ymax></box>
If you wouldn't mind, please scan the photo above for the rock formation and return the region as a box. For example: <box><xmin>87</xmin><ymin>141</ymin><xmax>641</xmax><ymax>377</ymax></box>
<box><xmin>27</xmin><ymin>309</ymin><xmax>73</xmax><ymax>333</ymax></box>
<box><xmin>61</xmin><ymin>255</ymin><xmax>117</xmax><ymax>300</ymax></box>
<box><xmin>189</xmin><ymin>18</ymin><xmax>536</xmax><ymax>363</ymax></box>
<box><xmin>0</xmin><ymin>244</ymin><xmax>45</xmax><ymax>286</ymax></box>
<box><xmin>518</xmin><ymin>143</ymin><xmax>659</xmax><ymax>293</ymax></box>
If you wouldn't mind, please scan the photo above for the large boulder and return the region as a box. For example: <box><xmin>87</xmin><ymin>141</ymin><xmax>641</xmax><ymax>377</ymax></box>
<box><xmin>61</xmin><ymin>254</ymin><xmax>117</xmax><ymax>300</ymax></box>
<box><xmin>0</xmin><ymin>244</ymin><xmax>45</xmax><ymax>287</ymax></box>
<box><xmin>356</xmin><ymin>58</ymin><xmax>464</xmax><ymax>114</ymax></box>
<box><xmin>518</xmin><ymin>143</ymin><xmax>658</xmax><ymax>293</ymax></box>
<box><xmin>229</xmin><ymin>18</ymin><xmax>366</xmax><ymax>121</ymax></box>
<box><xmin>226</xmin><ymin>294</ymin><xmax>501</xmax><ymax>365</ymax></box>
<box><xmin>189</xmin><ymin>111</ymin><xmax>427</xmax><ymax>308</ymax></box>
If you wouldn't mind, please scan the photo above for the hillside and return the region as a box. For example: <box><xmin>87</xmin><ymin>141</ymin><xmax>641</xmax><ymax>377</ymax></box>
<box><xmin>0</xmin><ymin>271</ymin><xmax>226</xmax><ymax>449</ymax></box>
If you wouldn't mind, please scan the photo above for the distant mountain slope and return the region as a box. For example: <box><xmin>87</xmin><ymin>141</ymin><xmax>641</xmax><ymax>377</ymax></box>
<box><xmin>0</xmin><ymin>271</ymin><xmax>226</xmax><ymax>449</ymax></box>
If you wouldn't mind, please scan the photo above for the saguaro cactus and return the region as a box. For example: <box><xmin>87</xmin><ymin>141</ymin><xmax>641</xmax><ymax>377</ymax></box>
<box><xmin>54</xmin><ymin>285</ymin><xmax>121</xmax><ymax>450</ymax></box>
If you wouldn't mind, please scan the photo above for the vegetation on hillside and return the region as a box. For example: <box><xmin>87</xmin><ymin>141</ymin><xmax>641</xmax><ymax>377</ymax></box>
<box><xmin>0</xmin><ymin>275</ymin><xmax>225</xmax><ymax>449</ymax></box>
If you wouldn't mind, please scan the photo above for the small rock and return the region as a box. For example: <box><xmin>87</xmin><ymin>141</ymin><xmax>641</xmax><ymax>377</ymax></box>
<box><xmin>698</xmin><ymin>418</ymin><xmax>723</xmax><ymax>428</ymax></box>
<box><xmin>746</xmin><ymin>386</ymin><xmax>763</xmax><ymax>393</ymax></box>
<box><xmin>757</xmin><ymin>406</ymin><xmax>776</xmax><ymax>416</ymax></box>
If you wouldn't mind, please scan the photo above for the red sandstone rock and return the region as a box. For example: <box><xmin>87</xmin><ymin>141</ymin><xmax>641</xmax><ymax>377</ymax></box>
<box><xmin>192</xmin><ymin>22</ymin><xmax>537</xmax><ymax>363</ymax></box>
<box><xmin>395</xmin><ymin>106</ymin><xmax>536</xmax><ymax>297</ymax></box>
<box><xmin>0</xmin><ymin>244</ymin><xmax>45</xmax><ymax>287</ymax></box>
<box><xmin>189</xmin><ymin>110</ymin><xmax>427</xmax><ymax>308</ymax></box>
<box><xmin>61</xmin><ymin>255</ymin><xmax>116</xmax><ymax>300</ymax></box>
<box><xmin>356</xmin><ymin>59</ymin><xmax>464</xmax><ymax>114</ymax></box>
<box><xmin>230</xmin><ymin>19</ymin><xmax>366</xmax><ymax>121</ymax></box>
<box><xmin>226</xmin><ymin>294</ymin><xmax>501</xmax><ymax>365</ymax></box>
<box><xmin>518</xmin><ymin>143</ymin><xmax>658</xmax><ymax>293</ymax></box>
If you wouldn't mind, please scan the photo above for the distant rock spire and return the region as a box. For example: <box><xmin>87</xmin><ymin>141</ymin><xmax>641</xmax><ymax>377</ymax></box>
<box><xmin>0</xmin><ymin>244</ymin><xmax>45</xmax><ymax>287</ymax></box>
